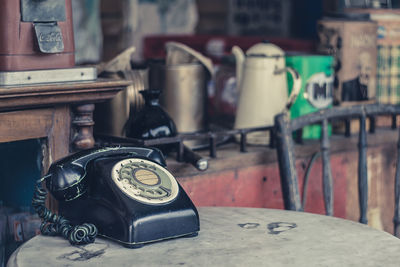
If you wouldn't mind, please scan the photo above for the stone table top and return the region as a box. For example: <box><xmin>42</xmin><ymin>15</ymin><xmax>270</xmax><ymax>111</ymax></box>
<box><xmin>7</xmin><ymin>207</ymin><xmax>400</xmax><ymax>267</ymax></box>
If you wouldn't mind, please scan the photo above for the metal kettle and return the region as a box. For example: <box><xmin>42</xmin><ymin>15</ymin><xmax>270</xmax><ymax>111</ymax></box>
<box><xmin>232</xmin><ymin>43</ymin><xmax>301</xmax><ymax>144</ymax></box>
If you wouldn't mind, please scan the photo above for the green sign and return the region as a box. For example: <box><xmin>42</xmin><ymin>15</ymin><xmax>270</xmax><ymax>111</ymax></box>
<box><xmin>286</xmin><ymin>54</ymin><xmax>334</xmax><ymax>139</ymax></box>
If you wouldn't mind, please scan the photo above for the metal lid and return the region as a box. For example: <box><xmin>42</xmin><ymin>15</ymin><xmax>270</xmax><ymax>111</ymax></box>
<box><xmin>246</xmin><ymin>43</ymin><xmax>285</xmax><ymax>58</ymax></box>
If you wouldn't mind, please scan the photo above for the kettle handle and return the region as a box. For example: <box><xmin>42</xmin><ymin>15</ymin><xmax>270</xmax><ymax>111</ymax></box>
<box><xmin>284</xmin><ymin>67</ymin><xmax>302</xmax><ymax>112</ymax></box>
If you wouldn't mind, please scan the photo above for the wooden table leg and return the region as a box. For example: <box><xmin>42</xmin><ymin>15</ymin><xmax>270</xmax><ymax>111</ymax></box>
<box><xmin>72</xmin><ymin>104</ymin><xmax>95</xmax><ymax>151</ymax></box>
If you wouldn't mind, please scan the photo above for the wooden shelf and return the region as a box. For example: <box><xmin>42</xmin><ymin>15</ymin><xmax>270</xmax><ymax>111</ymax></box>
<box><xmin>0</xmin><ymin>78</ymin><xmax>130</xmax><ymax>111</ymax></box>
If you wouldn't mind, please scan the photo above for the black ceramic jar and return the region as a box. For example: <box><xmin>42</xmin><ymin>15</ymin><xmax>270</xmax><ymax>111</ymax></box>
<box><xmin>126</xmin><ymin>89</ymin><xmax>177</xmax><ymax>154</ymax></box>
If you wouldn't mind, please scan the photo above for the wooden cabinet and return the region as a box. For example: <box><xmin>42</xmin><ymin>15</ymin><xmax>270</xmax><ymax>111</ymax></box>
<box><xmin>0</xmin><ymin>79</ymin><xmax>128</xmax><ymax>191</ymax></box>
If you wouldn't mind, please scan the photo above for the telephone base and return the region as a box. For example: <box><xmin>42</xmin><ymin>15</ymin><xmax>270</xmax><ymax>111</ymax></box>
<box><xmin>183</xmin><ymin>232</ymin><xmax>199</xmax><ymax>238</ymax></box>
<box><xmin>124</xmin><ymin>243</ymin><xmax>144</xmax><ymax>249</ymax></box>
<box><xmin>47</xmin><ymin>146</ymin><xmax>200</xmax><ymax>248</ymax></box>
<box><xmin>60</xmin><ymin>194</ymin><xmax>200</xmax><ymax>247</ymax></box>
<box><xmin>120</xmin><ymin>230</ymin><xmax>199</xmax><ymax>249</ymax></box>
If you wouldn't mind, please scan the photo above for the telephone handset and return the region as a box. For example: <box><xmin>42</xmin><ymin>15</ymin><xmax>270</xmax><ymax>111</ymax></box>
<box><xmin>32</xmin><ymin>146</ymin><xmax>199</xmax><ymax>248</ymax></box>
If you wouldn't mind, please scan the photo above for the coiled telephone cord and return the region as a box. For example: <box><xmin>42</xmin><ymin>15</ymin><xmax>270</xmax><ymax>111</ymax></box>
<box><xmin>32</xmin><ymin>183</ymin><xmax>98</xmax><ymax>245</ymax></box>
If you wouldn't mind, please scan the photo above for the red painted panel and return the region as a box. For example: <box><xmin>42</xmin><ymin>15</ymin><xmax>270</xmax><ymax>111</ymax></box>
<box><xmin>295</xmin><ymin>155</ymin><xmax>347</xmax><ymax>218</ymax></box>
<box><xmin>235</xmin><ymin>164</ymin><xmax>284</xmax><ymax>209</ymax></box>
<box><xmin>178</xmin><ymin>155</ymin><xmax>347</xmax><ymax>219</ymax></box>
<box><xmin>178</xmin><ymin>171</ymin><xmax>236</xmax><ymax>207</ymax></box>
<box><xmin>178</xmin><ymin>164</ymin><xmax>284</xmax><ymax>209</ymax></box>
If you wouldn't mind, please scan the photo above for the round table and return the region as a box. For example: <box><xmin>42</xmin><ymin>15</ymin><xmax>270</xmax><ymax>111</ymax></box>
<box><xmin>7</xmin><ymin>207</ymin><xmax>400</xmax><ymax>267</ymax></box>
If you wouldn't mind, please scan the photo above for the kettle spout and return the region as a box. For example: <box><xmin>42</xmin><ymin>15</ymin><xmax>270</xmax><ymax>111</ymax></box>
<box><xmin>231</xmin><ymin>46</ymin><xmax>245</xmax><ymax>89</ymax></box>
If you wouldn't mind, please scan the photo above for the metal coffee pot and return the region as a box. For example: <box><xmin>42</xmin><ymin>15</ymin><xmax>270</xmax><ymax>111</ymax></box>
<box><xmin>232</xmin><ymin>43</ymin><xmax>301</xmax><ymax>144</ymax></box>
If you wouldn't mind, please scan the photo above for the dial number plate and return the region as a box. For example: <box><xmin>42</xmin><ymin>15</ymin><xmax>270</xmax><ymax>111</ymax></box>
<box><xmin>112</xmin><ymin>158</ymin><xmax>179</xmax><ymax>205</ymax></box>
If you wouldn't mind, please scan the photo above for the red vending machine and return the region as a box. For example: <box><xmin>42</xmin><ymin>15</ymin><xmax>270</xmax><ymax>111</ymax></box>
<box><xmin>0</xmin><ymin>0</ymin><xmax>96</xmax><ymax>85</ymax></box>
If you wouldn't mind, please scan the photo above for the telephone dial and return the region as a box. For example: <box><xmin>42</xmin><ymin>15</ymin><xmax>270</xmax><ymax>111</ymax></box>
<box><xmin>32</xmin><ymin>146</ymin><xmax>200</xmax><ymax>248</ymax></box>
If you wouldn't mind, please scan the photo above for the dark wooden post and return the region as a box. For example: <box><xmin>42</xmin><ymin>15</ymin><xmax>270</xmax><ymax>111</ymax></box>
<box><xmin>394</xmin><ymin>126</ymin><xmax>400</xmax><ymax>237</ymax></box>
<box><xmin>321</xmin><ymin>119</ymin><xmax>333</xmax><ymax>216</ymax></box>
<box><xmin>275</xmin><ymin>113</ymin><xmax>302</xmax><ymax>211</ymax></box>
<box><xmin>392</xmin><ymin>115</ymin><xmax>397</xmax><ymax>129</ymax></box>
<box><xmin>176</xmin><ymin>141</ymin><xmax>184</xmax><ymax>162</ymax></box>
<box><xmin>358</xmin><ymin>115</ymin><xmax>368</xmax><ymax>224</ymax></box>
<box><xmin>72</xmin><ymin>104</ymin><xmax>95</xmax><ymax>151</ymax></box>
<box><xmin>240</xmin><ymin>132</ymin><xmax>247</xmax><ymax>153</ymax></box>
<box><xmin>209</xmin><ymin>134</ymin><xmax>217</xmax><ymax>158</ymax></box>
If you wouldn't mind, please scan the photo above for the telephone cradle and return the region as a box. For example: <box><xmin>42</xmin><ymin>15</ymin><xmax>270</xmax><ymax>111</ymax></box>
<box><xmin>32</xmin><ymin>146</ymin><xmax>200</xmax><ymax>248</ymax></box>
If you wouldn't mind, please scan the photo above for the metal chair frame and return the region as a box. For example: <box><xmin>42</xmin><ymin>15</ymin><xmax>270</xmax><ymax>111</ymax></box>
<box><xmin>274</xmin><ymin>104</ymin><xmax>400</xmax><ymax>236</ymax></box>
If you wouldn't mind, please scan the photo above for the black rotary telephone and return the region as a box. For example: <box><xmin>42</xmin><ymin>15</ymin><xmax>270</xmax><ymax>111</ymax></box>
<box><xmin>32</xmin><ymin>146</ymin><xmax>199</xmax><ymax>248</ymax></box>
